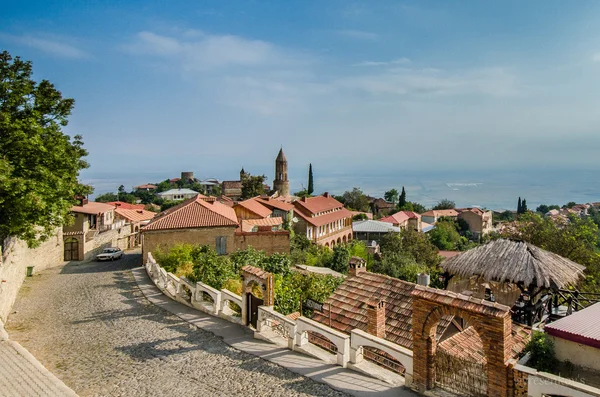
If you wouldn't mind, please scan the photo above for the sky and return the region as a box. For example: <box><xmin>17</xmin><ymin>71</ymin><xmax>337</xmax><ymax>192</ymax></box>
<box><xmin>2</xmin><ymin>1</ymin><xmax>600</xmax><ymax>195</ymax></box>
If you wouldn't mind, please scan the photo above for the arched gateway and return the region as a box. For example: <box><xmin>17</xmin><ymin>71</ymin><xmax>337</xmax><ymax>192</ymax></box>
<box><xmin>241</xmin><ymin>265</ymin><xmax>274</xmax><ymax>328</ymax></box>
<box><xmin>411</xmin><ymin>285</ymin><xmax>513</xmax><ymax>397</ymax></box>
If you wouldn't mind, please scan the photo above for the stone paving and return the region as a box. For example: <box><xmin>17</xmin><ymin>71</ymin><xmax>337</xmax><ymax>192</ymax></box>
<box><xmin>5</xmin><ymin>252</ymin><xmax>348</xmax><ymax>397</ymax></box>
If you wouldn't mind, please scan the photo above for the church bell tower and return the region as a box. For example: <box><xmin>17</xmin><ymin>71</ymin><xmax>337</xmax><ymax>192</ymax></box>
<box><xmin>273</xmin><ymin>148</ymin><xmax>290</xmax><ymax>196</ymax></box>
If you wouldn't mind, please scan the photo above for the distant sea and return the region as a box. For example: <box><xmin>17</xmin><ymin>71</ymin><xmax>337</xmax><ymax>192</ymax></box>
<box><xmin>84</xmin><ymin>168</ymin><xmax>600</xmax><ymax>212</ymax></box>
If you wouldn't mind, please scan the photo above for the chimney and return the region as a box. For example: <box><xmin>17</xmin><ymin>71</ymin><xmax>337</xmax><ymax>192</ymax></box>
<box><xmin>323</xmin><ymin>192</ymin><xmax>330</xmax><ymax>198</ymax></box>
<box><xmin>366</xmin><ymin>299</ymin><xmax>386</xmax><ymax>338</ymax></box>
<box><xmin>348</xmin><ymin>256</ymin><xmax>366</xmax><ymax>276</ymax></box>
<box><xmin>417</xmin><ymin>272</ymin><xmax>430</xmax><ymax>287</ymax></box>
<box><xmin>75</xmin><ymin>195</ymin><xmax>88</xmax><ymax>206</ymax></box>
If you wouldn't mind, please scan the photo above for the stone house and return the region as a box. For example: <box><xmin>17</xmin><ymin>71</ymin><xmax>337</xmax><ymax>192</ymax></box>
<box><xmin>370</xmin><ymin>198</ymin><xmax>395</xmax><ymax>217</ymax></box>
<box><xmin>420</xmin><ymin>209</ymin><xmax>459</xmax><ymax>225</ymax></box>
<box><xmin>456</xmin><ymin>207</ymin><xmax>493</xmax><ymax>239</ymax></box>
<box><xmin>380</xmin><ymin>210</ymin><xmax>422</xmax><ymax>231</ymax></box>
<box><xmin>142</xmin><ymin>194</ymin><xmax>289</xmax><ymax>262</ymax></box>
<box><xmin>292</xmin><ymin>193</ymin><xmax>353</xmax><ymax>248</ymax></box>
<box><xmin>63</xmin><ymin>197</ymin><xmax>130</xmax><ymax>261</ymax></box>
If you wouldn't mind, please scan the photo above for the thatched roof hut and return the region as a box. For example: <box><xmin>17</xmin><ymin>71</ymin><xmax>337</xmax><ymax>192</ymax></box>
<box><xmin>440</xmin><ymin>239</ymin><xmax>585</xmax><ymax>289</ymax></box>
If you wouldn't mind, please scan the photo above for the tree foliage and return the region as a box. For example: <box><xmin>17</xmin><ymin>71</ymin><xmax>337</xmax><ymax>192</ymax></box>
<box><xmin>432</xmin><ymin>199</ymin><xmax>455</xmax><ymax>210</ymax></box>
<box><xmin>536</xmin><ymin>204</ymin><xmax>560</xmax><ymax>215</ymax></box>
<box><xmin>307</xmin><ymin>163</ymin><xmax>314</xmax><ymax>195</ymax></box>
<box><xmin>342</xmin><ymin>187</ymin><xmax>370</xmax><ymax>212</ymax></box>
<box><xmin>0</xmin><ymin>51</ymin><xmax>90</xmax><ymax>247</ymax></box>
<box><xmin>428</xmin><ymin>220</ymin><xmax>463</xmax><ymax>250</ymax></box>
<box><xmin>398</xmin><ymin>186</ymin><xmax>407</xmax><ymax>208</ymax></box>
<box><xmin>384</xmin><ymin>189</ymin><xmax>399</xmax><ymax>204</ymax></box>
<box><xmin>241</xmin><ymin>172</ymin><xmax>266</xmax><ymax>199</ymax></box>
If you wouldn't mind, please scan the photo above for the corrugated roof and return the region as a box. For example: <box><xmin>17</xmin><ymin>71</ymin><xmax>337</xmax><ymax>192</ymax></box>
<box><xmin>545</xmin><ymin>303</ymin><xmax>600</xmax><ymax>348</ymax></box>
<box><xmin>312</xmin><ymin>271</ymin><xmax>453</xmax><ymax>350</ymax></box>
<box><xmin>236</xmin><ymin>198</ymin><xmax>273</xmax><ymax>218</ymax></box>
<box><xmin>440</xmin><ymin>239</ymin><xmax>586</xmax><ymax>289</ymax></box>
<box><xmin>142</xmin><ymin>195</ymin><xmax>238</xmax><ymax>231</ymax></box>
<box><xmin>352</xmin><ymin>220</ymin><xmax>401</xmax><ymax>233</ymax></box>
<box><xmin>71</xmin><ymin>201</ymin><xmax>115</xmax><ymax>215</ymax></box>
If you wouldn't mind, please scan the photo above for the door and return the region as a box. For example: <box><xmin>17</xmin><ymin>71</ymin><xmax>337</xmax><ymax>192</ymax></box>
<box><xmin>64</xmin><ymin>238</ymin><xmax>79</xmax><ymax>261</ymax></box>
<box><xmin>247</xmin><ymin>293</ymin><xmax>263</xmax><ymax>328</ymax></box>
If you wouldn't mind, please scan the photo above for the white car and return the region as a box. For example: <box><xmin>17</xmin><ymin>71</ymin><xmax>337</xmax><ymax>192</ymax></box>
<box><xmin>96</xmin><ymin>247</ymin><xmax>124</xmax><ymax>261</ymax></box>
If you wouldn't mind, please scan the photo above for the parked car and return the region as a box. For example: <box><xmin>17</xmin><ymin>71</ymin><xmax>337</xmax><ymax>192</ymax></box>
<box><xmin>96</xmin><ymin>247</ymin><xmax>124</xmax><ymax>261</ymax></box>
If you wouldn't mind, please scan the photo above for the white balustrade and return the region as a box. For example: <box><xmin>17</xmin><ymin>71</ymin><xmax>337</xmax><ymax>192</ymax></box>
<box><xmin>219</xmin><ymin>289</ymin><xmax>242</xmax><ymax>324</ymax></box>
<box><xmin>295</xmin><ymin>316</ymin><xmax>350</xmax><ymax>367</ymax></box>
<box><xmin>192</xmin><ymin>281</ymin><xmax>221</xmax><ymax>315</ymax></box>
<box><xmin>257</xmin><ymin>306</ymin><xmax>296</xmax><ymax>349</ymax></box>
<box><xmin>349</xmin><ymin>328</ymin><xmax>414</xmax><ymax>385</ymax></box>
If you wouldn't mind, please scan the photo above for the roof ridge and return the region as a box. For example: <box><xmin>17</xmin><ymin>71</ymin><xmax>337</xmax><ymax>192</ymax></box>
<box><xmin>146</xmin><ymin>194</ymin><xmax>200</xmax><ymax>225</ymax></box>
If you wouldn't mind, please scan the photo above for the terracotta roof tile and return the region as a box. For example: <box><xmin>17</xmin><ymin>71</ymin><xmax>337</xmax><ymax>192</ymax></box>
<box><xmin>236</xmin><ymin>198</ymin><xmax>273</xmax><ymax>218</ymax></box>
<box><xmin>312</xmin><ymin>272</ymin><xmax>453</xmax><ymax>349</ymax></box>
<box><xmin>142</xmin><ymin>195</ymin><xmax>238</xmax><ymax>231</ymax></box>
<box><xmin>115</xmin><ymin>208</ymin><xmax>157</xmax><ymax>223</ymax></box>
<box><xmin>256</xmin><ymin>197</ymin><xmax>294</xmax><ymax>212</ymax></box>
<box><xmin>106</xmin><ymin>201</ymin><xmax>146</xmax><ymax>210</ymax></box>
<box><xmin>293</xmin><ymin>194</ymin><xmax>345</xmax><ymax>215</ymax></box>
<box><xmin>71</xmin><ymin>201</ymin><xmax>115</xmax><ymax>215</ymax></box>
<box><xmin>294</xmin><ymin>207</ymin><xmax>353</xmax><ymax>227</ymax></box>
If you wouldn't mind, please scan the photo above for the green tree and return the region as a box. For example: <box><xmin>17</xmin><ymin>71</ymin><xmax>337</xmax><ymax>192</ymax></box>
<box><xmin>428</xmin><ymin>220</ymin><xmax>463</xmax><ymax>250</ymax></box>
<box><xmin>401</xmin><ymin>201</ymin><xmax>426</xmax><ymax>213</ymax></box>
<box><xmin>398</xmin><ymin>187</ymin><xmax>407</xmax><ymax>208</ymax></box>
<box><xmin>342</xmin><ymin>187</ymin><xmax>370</xmax><ymax>212</ymax></box>
<box><xmin>432</xmin><ymin>199</ymin><xmax>456</xmax><ymax>210</ymax></box>
<box><xmin>564</xmin><ymin>201</ymin><xmax>577</xmax><ymax>209</ymax></box>
<box><xmin>156</xmin><ymin>179</ymin><xmax>171</xmax><ymax>193</ymax></box>
<box><xmin>0</xmin><ymin>51</ymin><xmax>90</xmax><ymax>247</ymax></box>
<box><xmin>536</xmin><ymin>204</ymin><xmax>550</xmax><ymax>214</ymax></box>
<box><xmin>95</xmin><ymin>192</ymin><xmax>119</xmax><ymax>202</ymax></box>
<box><xmin>521</xmin><ymin>198</ymin><xmax>528</xmax><ymax>213</ymax></box>
<box><xmin>328</xmin><ymin>245</ymin><xmax>351</xmax><ymax>273</ymax></box>
<box><xmin>307</xmin><ymin>163</ymin><xmax>314</xmax><ymax>195</ymax></box>
<box><xmin>352</xmin><ymin>213</ymin><xmax>368</xmax><ymax>221</ymax></box>
<box><xmin>241</xmin><ymin>172</ymin><xmax>266</xmax><ymax>199</ymax></box>
<box><xmin>384</xmin><ymin>189</ymin><xmax>399</xmax><ymax>204</ymax></box>
<box><xmin>517</xmin><ymin>197</ymin><xmax>522</xmax><ymax>214</ymax></box>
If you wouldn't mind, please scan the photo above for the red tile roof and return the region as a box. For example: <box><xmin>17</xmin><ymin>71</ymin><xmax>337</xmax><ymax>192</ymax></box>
<box><xmin>115</xmin><ymin>208</ymin><xmax>157</xmax><ymax>223</ymax></box>
<box><xmin>256</xmin><ymin>197</ymin><xmax>294</xmax><ymax>212</ymax></box>
<box><xmin>134</xmin><ymin>184</ymin><xmax>157</xmax><ymax>189</ymax></box>
<box><xmin>236</xmin><ymin>198</ymin><xmax>273</xmax><ymax>218</ymax></box>
<box><xmin>142</xmin><ymin>195</ymin><xmax>238</xmax><ymax>231</ymax></box>
<box><xmin>293</xmin><ymin>194</ymin><xmax>344</xmax><ymax>215</ymax></box>
<box><xmin>106</xmin><ymin>201</ymin><xmax>146</xmax><ymax>210</ymax></box>
<box><xmin>438</xmin><ymin>250</ymin><xmax>461</xmax><ymax>259</ymax></box>
<box><xmin>421</xmin><ymin>209</ymin><xmax>459</xmax><ymax>217</ymax></box>
<box><xmin>312</xmin><ymin>272</ymin><xmax>453</xmax><ymax>349</ymax></box>
<box><xmin>240</xmin><ymin>217</ymin><xmax>283</xmax><ymax>232</ymax></box>
<box><xmin>545</xmin><ymin>302</ymin><xmax>600</xmax><ymax>349</ymax></box>
<box><xmin>71</xmin><ymin>201</ymin><xmax>115</xmax><ymax>215</ymax></box>
<box><xmin>380</xmin><ymin>211</ymin><xmax>410</xmax><ymax>225</ymax></box>
<box><xmin>412</xmin><ymin>285</ymin><xmax>511</xmax><ymax>317</ymax></box>
<box><xmin>294</xmin><ymin>207</ymin><xmax>353</xmax><ymax>227</ymax></box>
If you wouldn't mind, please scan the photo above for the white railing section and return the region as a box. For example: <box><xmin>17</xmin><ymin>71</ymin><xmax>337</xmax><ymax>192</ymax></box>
<box><xmin>515</xmin><ymin>363</ymin><xmax>600</xmax><ymax>397</ymax></box>
<box><xmin>257</xmin><ymin>306</ymin><xmax>297</xmax><ymax>349</ymax></box>
<box><xmin>350</xmin><ymin>329</ymin><xmax>414</xmax><ymax>386</ymax></box>
<box><xmin>145</xmin><ymin>252</ymin><xmax>415</xmax><ymax>384</ymax></box>
<box><xmin>295</xmin><ymin>316</ymin><xmax>350</xmax><ymax>367</ymax></box>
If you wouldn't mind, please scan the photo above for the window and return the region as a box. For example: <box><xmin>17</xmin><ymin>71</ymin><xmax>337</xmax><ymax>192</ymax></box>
<box><xmin>216</xmin><ymin>236</ymin><xmax>227</xmax><ymax>255</ymax></box>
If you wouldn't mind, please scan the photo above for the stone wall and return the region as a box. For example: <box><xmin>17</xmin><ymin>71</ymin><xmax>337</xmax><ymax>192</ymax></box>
<box><xmin>233</xmin><ymin>231</ymin><xmax>290</xmax><ymax>254</ymax></box>
<box><xmin>0</xmin><ymin>230</ymin><xmax>64</xmax><ymax>322</ymax></box>
<box><xmin>84</xmin><ymin>228</ymin><xmax>128</xmax><ymax>261</ymax></box>
<box><xmin>513</xmin><ymin>366</ymin><xmax>528</xmax><ymax>397</ymax></box>
<box><xmin>142</xmin><ymin>227</ymin><xmax>237</xmax><ymax>262</ymax></box>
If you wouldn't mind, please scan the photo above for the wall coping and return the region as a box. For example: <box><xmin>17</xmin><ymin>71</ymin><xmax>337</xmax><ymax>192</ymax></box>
<box><xmin>350</xmin><ymin>329</ymin><xmax>413</xmax><ymax>357</ymax></box>
<box><xmin>258</xmin><ymin>306</ymin><xmax>296</xmax><ymax>327</ymax></box>
<box><xmin>220</xmin><ymin>289</ymin><xmax>242</xmax><ymax>304</ymax></box>
<box><xmin>296</xmin><ymin>316</ymin><xmax>350</xmax><ymax>341</ymax></box>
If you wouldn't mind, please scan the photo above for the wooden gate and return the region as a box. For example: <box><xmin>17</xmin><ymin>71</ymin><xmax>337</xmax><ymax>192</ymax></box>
<box><xmin>435</xmin><ymin>348</ymin><xmax>487</xmax><ymax>397</ymax></box>
<box><xmin>246</xmin><ymin>293</ymin><xmax>263</xmax><ymax>328</ymax></box>
<box><xmin>64</xmin><ymin>238</ymin><xmax>79</xmax><ymax>261</ymax></box>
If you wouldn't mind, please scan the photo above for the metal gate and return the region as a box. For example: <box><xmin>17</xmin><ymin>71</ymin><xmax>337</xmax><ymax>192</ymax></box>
<box><xmin>435</xmin><ymin>348</ymin><xmax>487</xmax><ymax>397</ymax></box>
<box><xmin>64</xmin><ymin>238</ymin><xmax>79</xmax><ymax>261</ymax></box>
<box><xmin>247</xmin><ymin>293</ymin><xmax>263</xmax><ymax>328</ymax></box>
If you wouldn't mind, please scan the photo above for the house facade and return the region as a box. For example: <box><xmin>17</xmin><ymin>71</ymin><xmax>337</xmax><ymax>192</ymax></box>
<box><xmin>420</xmin><ymin>209</ymin><xmax>459</xmax><ymax>225</ymax></box>
<box><xmin>457</xmin><ymin>207</ymin><xmax>493</xmax><ymax>239</ymax></box>
<box><xmin>157</xmin><ymin>188</ymin><xmax>199</xmax><ymax>201</ymax></box>
<box><xmin>292</xmin><ymin>193</ymin><xmax>353</xmax><ymax>247</ymax></box>
<box><xmin>114</xmin><ymin>208</ymin><xmax>156</xmax><ymax>247</ymax></box>
<box><xmin>63</xmin><ymin>197</ymin><xmax>130</xmax><ymax>261</ymax></box>
<box><xmin>380</xmin><ymin>210</ymin><xmax>422</xmax><ymax>231</ymax></box>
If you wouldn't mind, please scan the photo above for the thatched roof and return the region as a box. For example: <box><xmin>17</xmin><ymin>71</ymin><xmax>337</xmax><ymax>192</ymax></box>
<box><xmin>440</xmin><ymin>239</ymin><xmax>586</xmax><ymax>289</ymax></box>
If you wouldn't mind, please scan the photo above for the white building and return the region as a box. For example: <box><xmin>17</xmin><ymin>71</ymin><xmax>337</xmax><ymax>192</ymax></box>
<box><xmin>157</xmin><ymin>188</ymin><xmax>198</xmax><ymax>201</ymax></box>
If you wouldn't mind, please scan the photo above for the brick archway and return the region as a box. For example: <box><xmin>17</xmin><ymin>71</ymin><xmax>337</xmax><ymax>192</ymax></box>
<box><xmin>241</xmin><ymin>265</ymin><xmax>274</xmax><ymax>327</ymax></box>
<box><xmin>412</xmin><ymin>285</ymin><xmax>513</xmax><ymax>396</ymax></box>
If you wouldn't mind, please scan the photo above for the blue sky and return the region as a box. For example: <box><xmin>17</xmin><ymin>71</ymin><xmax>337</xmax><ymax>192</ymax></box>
<box><xmin>2</xmin><ymin>1</ymin><xmax>600</xmax><ymax>192</ymax></box>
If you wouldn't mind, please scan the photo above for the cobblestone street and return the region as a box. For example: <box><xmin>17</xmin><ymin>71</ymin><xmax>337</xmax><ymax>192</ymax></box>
<box><xmin>5</xmin><ymin>252</ymin><xmax>347</xmax><ymax>397</ymax></box>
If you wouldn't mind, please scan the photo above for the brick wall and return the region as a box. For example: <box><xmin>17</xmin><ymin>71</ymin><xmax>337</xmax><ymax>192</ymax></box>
<box><xmin>142</xmin><ymin>227</ymin><xmax>237</xmax><ymax>262</ymax></box>
<box><xmin>513</xmin><ymin>367</ymin><xmax>528</xmax><ymax>397</ymax></box>
<box><xmin>0</xmin><ymin>229</ymin><xmax>64</xmax><ymax>322</ymax></box>
<box><xmin>233</xmin><ymin>231</ymin><xmax>290</xmax><ymax>255</ymax></box>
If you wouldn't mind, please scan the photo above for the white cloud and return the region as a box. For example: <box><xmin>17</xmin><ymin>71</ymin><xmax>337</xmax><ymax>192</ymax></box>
<box><xmin>0</xmin><ymin>33</ymin><xmax>90</xmax><ymax>59</ymax></box>
<box><xmin>354</xmin><ymin>58</ymin><xmax>411</xmax><ymax>67</ymax></box>
<box><xmin>335</xmin><ymin>29</ymin><xmax>378</xmax><ymax>40</ymax></box>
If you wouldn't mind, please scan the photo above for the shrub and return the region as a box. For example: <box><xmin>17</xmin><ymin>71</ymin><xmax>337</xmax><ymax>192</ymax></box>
<box><xmin>524</xmin><ymin>331</ymin><xmax>558</xmax><ymax>373</ymax></box>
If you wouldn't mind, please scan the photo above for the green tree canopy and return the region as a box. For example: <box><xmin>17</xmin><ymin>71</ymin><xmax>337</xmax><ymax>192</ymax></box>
<box><xmin>432</xmin><ymin>199</ymin><xmax>456</xmax><ymax>210</ymax></box>
<box><xmin>0</xmin><ymin>51</ymin><xmax>90</xmax><ymax>247</ymax></box>
<box><xmin>307</xmin><ymin>163</ymin><xmax>314</xmax><ymax>195</ymax></box>
<box><xmin>398</xmin><ymin>187</ymin><xmax>407</xmax><ymax>208</ymax></box>
<box><xmin>428</xmin><ymin>220</ymin><xmax>463</xmax><ymax>250</ymax></box>
<box><xmin>342</xmin><ymin>187</ymin><xmax>370</xmax><ymax>212</ymax></box>
<box><xmin>241</xmin><ymin>172</ymin><xmax>266</xmax><ymax>199</ymax></box>
<box><xmin>384</xmin><ymin>189</ymin><xmax>399</xmax><ymax>204</ymax></box>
